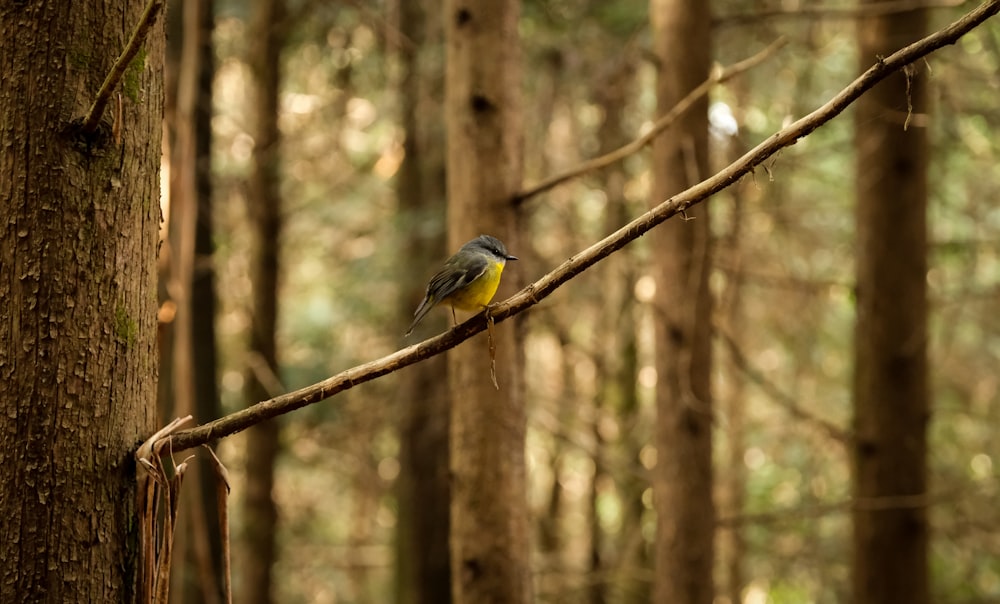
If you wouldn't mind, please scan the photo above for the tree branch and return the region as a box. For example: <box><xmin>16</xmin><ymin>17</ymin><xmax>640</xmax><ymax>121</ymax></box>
<box><xmin>165</xmin><ymin>0</ymin><xmax>1000</xmax><ymax>454</ymax></box>
<box><xmin>717</xmin><ymin>328</ymin><xmax>850</xmax><ymax>443</ymax></box>
<box><xmin>79</xmin><ymin>0</ymin><xmax>165</xmax><ymax>135</ymax></box>
<box><xmin>514</xmin><ymin>36</ymin><xmax>789</xmax><ymax>205</ymax></box>
<box><xmin>717</xmin><ymin>475</ymin><xmax>997</xmax><ymax>527</ymax></box>
<box><xmin>715</xmin><ymin>0</ymin><xmax>966</xmax><ymax>27</ymax></box>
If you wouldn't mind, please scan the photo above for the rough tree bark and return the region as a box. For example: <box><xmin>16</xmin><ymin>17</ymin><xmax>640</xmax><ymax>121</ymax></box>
<box><xmin>444</xmin><ymin>0</ymin><xmax>530</xmax><ymax>602</ymax></box>
<box><xmin>852</xmin><ymin>5</ymin><xmax>929</xmax><ymax>604</ymax></box>
<box><xmin>0</xmin><ymin>0</ymin><xmax>163</xmax><ymax>600</ymax></box>
<box><xmin>394</xmin><ymin>0</ymin><xmax>451</xmax><ymax>602</ymax></box>
<box><xmin>649</xmin><ymin>0</ymin><xmax>715</xmax><ymax>602</ymax></box>
<box><xmin>241</xmin><ymin>0</ymin><xmax>286</xmax><ymax>602</ymax></box>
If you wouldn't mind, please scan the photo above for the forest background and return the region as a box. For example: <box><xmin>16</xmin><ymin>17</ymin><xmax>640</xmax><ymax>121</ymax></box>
<box><xmin>165</xmin><ymin>0</ymin><xmax>999</xmax><ymax>602</ymax></box>
<box><xmin>2</xmin><ymin>0</ymin><xmax>999</xmax><ymax>603</ymax></box>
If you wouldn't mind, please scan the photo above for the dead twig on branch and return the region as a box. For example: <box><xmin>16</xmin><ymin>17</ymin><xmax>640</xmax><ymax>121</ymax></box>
<box><xmin>136</xmin><ymin>416</ymin><xmax>193</xmax><ymax>604</ymax></box>
<box><xmin>79</xmin><ymin>0</ymin><xmax>164</xmax><ymax>135</ymax></box>
<box><xmin>164</xmin><ymin>0</ymin><xmax>1000</xmax><ymax>454</ymax></box>
<box><xmin>136</xmin><ymin>417</ymin><xmax>234</xmax><ymax>604</ymax></box>
<box><xmin>514</xmin><ymin>36</ymin><xmax>789</xmax><ymax>205</ymax></box>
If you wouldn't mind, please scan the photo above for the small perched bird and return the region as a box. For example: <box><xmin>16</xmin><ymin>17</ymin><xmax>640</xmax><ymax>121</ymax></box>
<box><xmin>406</xmin><ymin>234</ymin><xmax>518</xmax><ymax>336</ymax></box>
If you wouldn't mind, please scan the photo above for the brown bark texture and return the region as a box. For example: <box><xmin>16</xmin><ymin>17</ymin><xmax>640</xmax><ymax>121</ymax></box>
<box><xmin>0</xmin><ymin>0</ymin><xmax>163</xmax><ymax>601</ymax></box>
<box><xmin>241</xmin><ymin>0</ymin><xmax>285</xmax><ymax>602</ymax></box>
<box><xmin>852</xmin><ymin>6</ymin><xmax>930</xmax><ymax>604</ymax></box>
<box><xmin>394</xmin><ymin>0</ymin><xmax>452</xmax><ymax>602</ymax></box>
<box><xmin>444</xmin><ymin>0</ymin><xmax>530</xmax><ymax>602</ymax></box>
<box><xmin>649</xmin><ymin>0</ymin><xmax>715</xmax><ymax>603</ymax></box>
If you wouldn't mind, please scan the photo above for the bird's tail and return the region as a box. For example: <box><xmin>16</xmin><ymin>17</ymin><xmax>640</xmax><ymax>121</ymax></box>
<box><xmin>405</xmin><ymin>296</ymin><xmax>435</xmax><ymax>336</ymax></box>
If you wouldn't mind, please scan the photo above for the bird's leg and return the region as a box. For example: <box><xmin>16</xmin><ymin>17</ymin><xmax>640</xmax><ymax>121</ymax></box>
<box><xmin>451</xmin><ymin>307</ymin><xmax>457</xmax><ymax>326</ymax></box>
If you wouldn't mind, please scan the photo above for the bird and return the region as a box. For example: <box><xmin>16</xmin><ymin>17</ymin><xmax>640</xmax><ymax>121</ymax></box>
<box><xmin>406</xmin><ymin>234</ymin><xmax>518</xmax><ymax>336</ymax></box>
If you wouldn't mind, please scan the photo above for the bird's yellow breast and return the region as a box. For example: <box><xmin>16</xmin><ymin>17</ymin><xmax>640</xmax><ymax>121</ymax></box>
<box><xmin>443</xmin><ymin>260</ymin><xmax>505</xmax><ymax>311</ymax></box>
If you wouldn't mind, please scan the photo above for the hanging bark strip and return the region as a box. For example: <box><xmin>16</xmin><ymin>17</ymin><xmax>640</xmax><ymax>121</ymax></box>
<box><xmin>136</xmin><ymin>416</ymin><xmax>192</xmax><ymax>604</ymax></box>
<box><xmin>136</xmin><ymin>417</ymin><xmax>234</xmax><ymax>604</ymax></box>
<box><xmin>487</xmin><ymin>312</ymin><xmax>499</xmax><ymax>390</ymax></box>
<box><xmin>163</xmin><ymin>0</ymin><xmax>1000</xmax><ymax>455</ymax></box>
<box><xmin>203</xmin><ymin>446</ymin><xmax>234</xmax><ymax>604</ymax></box>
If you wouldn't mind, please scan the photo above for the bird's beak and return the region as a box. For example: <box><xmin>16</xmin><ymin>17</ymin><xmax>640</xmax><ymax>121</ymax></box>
<box><xmin>507</xmin><ymin>255</ymin><xmax>518</xmax><ymax>261</ymax></box>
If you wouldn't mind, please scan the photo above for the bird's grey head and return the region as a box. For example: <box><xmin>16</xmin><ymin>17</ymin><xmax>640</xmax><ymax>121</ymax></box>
<box><xmin>466</xmin><ymin>234</ymin><xmax>518</xmax><ymax>262</ymax></box>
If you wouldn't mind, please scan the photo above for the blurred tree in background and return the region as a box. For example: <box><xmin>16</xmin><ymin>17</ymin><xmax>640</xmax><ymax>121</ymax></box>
<box><xmin>152</xmin><ymin>0</ymin><xmax>1000</xmax><ymax>602</ymax></box>
<box><xmin>393</xmin><ymin>0</ymin><xmax>451</xmax><ymax>602</ymax></box>
<box><xmin>240</xmin><ymin>0</ymin><xmax>286</xmax><ymax>602</ymax></box>
<box><xmin>852</xmin><ymin>4</ymin><xmax>929</xmax><ymax>604</ymax></box>
<box><xmin>444</xmin><ymin>0</ymin><xmax>530</xmax><ymax>602</ymax></box>
<box><xmin>158</xmin><ymin>0</ymin><xmax>224</xmax><ymax>604</ymax></box>
<box><xmin>161</xmin><ymin>0</ymin><xmax>226</xmax><ymax>599</ymax></box>
<box><xmin>649</xmin><ymin>0</ymin><xmax>715</xmax><ymax>602</ymax></box>
<box><xmin>444</xmin><ymin>0</ymin><xmax>532</xmax><ymax>604</ymax></box>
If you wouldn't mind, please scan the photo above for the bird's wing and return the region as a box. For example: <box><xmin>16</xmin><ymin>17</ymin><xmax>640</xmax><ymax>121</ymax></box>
<box><xmin>405</xmin><ymin>254</ymin><xmax>489</xmax><ymax>336</ymax></box>
<box><xmin>426</xmin><ymin>254</ymin><xmax>490</xmax><ymax>302</ymax></box>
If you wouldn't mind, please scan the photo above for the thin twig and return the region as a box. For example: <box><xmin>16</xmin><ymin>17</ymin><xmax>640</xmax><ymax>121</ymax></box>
<box><xmin>717</xmin><ymin>328</ymin><xmax>850</xmax><ymax>443</ymax></box>
<box><xmin>79</xmin><ymin>0</ymin><xmax>165</xmax><ymax>135</ymax></box>
<box><xmin>717</xmin><ymin>475</ymin><xmax>998</xmax><ymax>527</ymax></box>
<box><xmin>514</xmin><ymin>37</ymin><xmax>789</xmax><ymax>204</ymax></box>
<box><xmin>164</xmin><ymin>0</ymin><xmax>1000</xmax><ymax>454</ymax></box>
<box><xmin>714</xmin><ymin>0</ymin><xmax>966</xmax><ymax>27</ymax></box>
<box><xmin>247</xmin><ymin>351</ymin><xmax>286</xmax><ymax>399</ymax></box>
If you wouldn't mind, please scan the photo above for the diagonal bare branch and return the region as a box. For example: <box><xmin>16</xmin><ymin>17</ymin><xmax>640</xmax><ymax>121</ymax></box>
<box><xmin>164</xmin><ymin>0</ymin><xmax>1000</xmax><ymax>454</ymax></box>
<box><xmin>515</xmin><ymin>36</ymin><xmax>788</xmax><ymax>204</ymax></box>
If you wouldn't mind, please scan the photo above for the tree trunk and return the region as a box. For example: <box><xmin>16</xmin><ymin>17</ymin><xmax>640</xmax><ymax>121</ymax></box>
<box><xmin>394</xmin><ymin>0</ymin><xmax>451</xmax><ymax>602</ymax></box>
<box><xmin>241</xmin><ymin>0</ymin><xmax>285</xmax><ymax>602</ymax></box>
<box><xmin>164</xmin><ymin>0</ymin><xmax>224</xmax><ymax>600</ymax></box>
<box><xmin>188</xmin><ymin>0</ymin><xmax>226</xmax><ymax>594</ymax></box>
<box><xmin>444</xmin><ymin>0</ymin><xmax>529</xmax><ymax>602</ymax></box>
<box><xmin>649</xmin><ymin>1</ymin><xmax>715</xmax><ymax>603</ymax></box>
<box><xmin>0</xmin><ymin>1</ymin><xmax>163</xmax><ymax>600</ymax></box>
<box><xmin>852</xmin><ymin>6</ymin><xmax>929</xmax><ymax>604</ymax></box>
<box><xmin>716</xmin><ymin>88</ymin><xmax>751</xmax><ymax>604</ymax></box>
<box><xmin>718</xmin><ymin>190</ymin><xmax>748</xmax><ymax>604</ymax></box>
<box><xmin>591</xmin><ymin>56</ymin><xmax>646</xmax><ymax>604</ymax></box>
